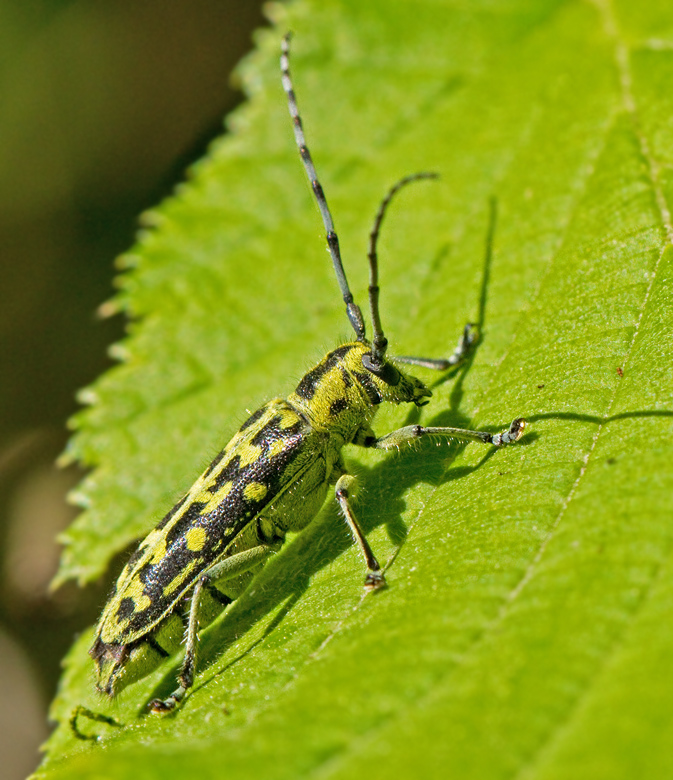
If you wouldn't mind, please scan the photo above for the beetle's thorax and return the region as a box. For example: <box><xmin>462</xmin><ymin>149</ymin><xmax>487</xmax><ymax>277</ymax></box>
<box><xmin>288</xmin><ymin>341</ymin><xmax>431</xmax><ymax>441</ymax></box>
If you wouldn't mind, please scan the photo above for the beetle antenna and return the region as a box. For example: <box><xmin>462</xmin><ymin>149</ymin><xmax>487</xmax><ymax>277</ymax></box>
<box><xmin>281</xmin><ymin>33</ymin><xmax>366</xmax><ymax>341</ymax></box>
<box><xmin>367</xmin><ymin>172</ymin><xmax>439</xmax><ymax>366</ymax></box>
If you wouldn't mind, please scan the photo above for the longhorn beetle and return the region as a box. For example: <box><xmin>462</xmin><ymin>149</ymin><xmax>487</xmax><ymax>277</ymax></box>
<box><xmin>89</xmin><ymin>33</ymin><xmax>525</xmax><ymax>715</ymax></box>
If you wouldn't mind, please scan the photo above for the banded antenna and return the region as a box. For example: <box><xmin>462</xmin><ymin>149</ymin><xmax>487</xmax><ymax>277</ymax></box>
<box><xmin>281</xmin><ymin>34</ymin><xmax>438</xmax><ymax>370</ymax></box>
<box><xmin>366</xmin><ymin>172</ymin><xmax>439</xmax><ymax>367</ymax></box>
<box><xmin>281</xmin><ymin>33</ymin><xmax>366</xmax><ymax>342</ymax></box>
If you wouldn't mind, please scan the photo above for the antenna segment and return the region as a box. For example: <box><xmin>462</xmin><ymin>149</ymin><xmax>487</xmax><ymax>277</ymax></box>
<box><xmin>367</xmin><ymin>172</ymin><xmax>439</xmax><ymax>366</ymax></box>
<box><xmin>280</xmin><ymin>33</ymin><xmax>366</xmax><ymax>341</ymax></box>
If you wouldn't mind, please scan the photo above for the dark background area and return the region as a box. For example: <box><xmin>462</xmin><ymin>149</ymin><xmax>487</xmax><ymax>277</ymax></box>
<box><xmin>0</xmin><ymin>1</ymin><xmax>265</xmax><ymax>776</ymax></box>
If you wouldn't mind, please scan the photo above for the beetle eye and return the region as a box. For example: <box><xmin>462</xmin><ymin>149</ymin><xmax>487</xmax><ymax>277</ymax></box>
<box><xmin>361</xmin><ymin>354</ymin><xmax>400</xmax><ymax>386</ymax></box>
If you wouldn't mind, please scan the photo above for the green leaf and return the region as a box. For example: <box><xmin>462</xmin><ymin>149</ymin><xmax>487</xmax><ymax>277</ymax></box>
<box><xmin>39</xmin><ymin>0</ymin><xmax>673</xmax><ymax>777</ymax></box>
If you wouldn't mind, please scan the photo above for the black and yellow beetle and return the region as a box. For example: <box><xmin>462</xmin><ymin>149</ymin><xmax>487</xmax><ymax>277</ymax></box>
<box><xmin>89</xmin><ymin>34</ymin><xmax>525</xmax><ymax>714</ymax></box>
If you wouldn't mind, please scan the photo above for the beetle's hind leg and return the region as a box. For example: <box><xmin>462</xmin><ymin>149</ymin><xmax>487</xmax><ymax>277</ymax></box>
<box><xmin>394</xmin><ymin>322</ymin><xmax>478</xmax><ymax>371</ymax></box>
<box><xmin>149</xmin><ymin>544</ymin><xmax>276</xmax><ymax>714</ymax></box>
<box><xmin>149</xmin><ymin>577</ymin><xmax>207</xmax><ymax>713</ymax></box>
<box><xmin>335</xmin><ymin>474</ymin><xmax>386</xmax><ymax>592</ymax></box>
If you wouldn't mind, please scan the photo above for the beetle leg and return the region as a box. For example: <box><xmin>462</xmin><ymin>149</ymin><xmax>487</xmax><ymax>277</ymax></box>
<box><xmin>334</xmin><ymin>474</ymin><xmax>386</xmax><ymax>592</ymax></box>
<box><xmin>149</xmin><ymin>544</ymin><xmax>276</xmax><ymax>713</ymax></box>
<box><xmin>369</xmin><ymin>417</ymin><xmax>526</xmax><ymax>450</ymax></box>
<box><xmin>394</xmin><ymin>322</ymin><xmax>479</xmax><ymax>370</ymax></box>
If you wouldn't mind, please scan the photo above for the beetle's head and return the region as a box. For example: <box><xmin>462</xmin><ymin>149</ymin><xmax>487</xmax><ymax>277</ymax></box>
<box><xmin>360</xmin><ymin>348</ymin><xmax>432</xmax><ymax>407</ymax></box>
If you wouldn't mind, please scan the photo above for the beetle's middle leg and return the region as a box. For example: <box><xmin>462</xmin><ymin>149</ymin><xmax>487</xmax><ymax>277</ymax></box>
<box><xmin>149</xmin><ymin>543</ymin><xmax>276</xmax><ymax>713</ymax></box>
<box><xmin>334</xmin><ymin>474</ymin><xmax>386</xmax><ymax>592</ymax></box>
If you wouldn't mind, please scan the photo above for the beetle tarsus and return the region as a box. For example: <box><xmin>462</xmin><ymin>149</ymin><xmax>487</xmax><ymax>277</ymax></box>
<box><xmin>365</xmin><ymin>571</ymin><xmax>387</xmax><ymax>591</ymax></box>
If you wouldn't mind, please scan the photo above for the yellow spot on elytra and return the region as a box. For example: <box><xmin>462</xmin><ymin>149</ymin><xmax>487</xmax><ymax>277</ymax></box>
<box><xmin>163</xmin><ymin>560</ymin><xmax>197</xmax><ymax>598</ymax></box>
<box><xmin>134</xmin><ymin>593</ymin><xmax>152</xmax><ymax>611</ymax></box>
<box><xmin>124</xmin><ymin>579</ymin><xmax>147</xmax><ymax>604</ymax></box>
<box><xmin>115</xmin><ymin>564</ymin><xmax>133</xmax><ymax>592</ymax></box>
<box><xmin>225</xmin><ymin>431</ymin><xmax>242</xmax><ymax>450</ymax></box>
<box><xmin>244</xmin><ymin>482</ymin><xmax>267</xmax><ymax>502</ymax></box>
<box><xmin>238</xmin><ymin>444</ymin><xmax>263</xmax><ymax>467</ymax></box>
<box><xmin>112</xmin><ymin>616</ymin><xmax>130</xmax><ymax>636</ymax></box>
<box><xmin>149</xmin><ymin>539</ymin><xmax>167</xmax><ymax>564</ymax></box>
<box><xmin>188</xmin><ymin>450</ymin><xmax>235</xmax><ymax>500</ymax></box>
<box><xmin>185</xmin><ymin>526</ymin><xmax>207</xmax><ymax>551</ymax></box>
<box><xmin>116</xmin><ymin>530</ymin><xmax>163</xmax><ymax>590</ymax></box>
<box><xmin>141</xmin><ymin>529</ymin><xmax>162</xmax><ymax>549</ymax></box>
<box><xmin>268</xmin><ymin>438</ymin><xmax>286</xmax><ymax>458</ymax></box>
<box><xmin>278</xmin><ymin>408</ymin><xmax>300</xmax><ymax>429</ymax></box>
<box><xmin>200</xmin><ymin>481</ymin><xmax>233</xmax><ymax>514</ymax></box>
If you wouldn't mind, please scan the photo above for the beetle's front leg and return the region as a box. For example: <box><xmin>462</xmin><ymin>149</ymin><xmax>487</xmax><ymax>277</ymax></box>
<box><xmin>149</xmin><ymin>544</ymin><xmax>276</xmax><ymax>713</ymax></box>
<box><xmin>369</xmin><ymin>417</ymin><xmax>525</xmax><ymax>451</ymax></box>
<box><xmin>334</xmin><ymin>474</ymin><xmax>386</xmax><ymax>592</ymax></box>
<box><xmin>394</xmin><ymin>322</ymin><xmax>479</xmax><ymax>370</ymax></box>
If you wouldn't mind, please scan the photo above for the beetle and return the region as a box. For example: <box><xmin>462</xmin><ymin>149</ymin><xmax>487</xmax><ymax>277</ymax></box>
<box><xmin>88</xmin><ymin>33</ymin><xmax>525</xmax><ymax>715</ymax></box>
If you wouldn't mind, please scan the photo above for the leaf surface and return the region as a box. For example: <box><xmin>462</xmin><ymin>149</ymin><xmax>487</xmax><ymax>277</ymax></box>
<box><xmin>39</xmin><ymin>0</ymin><xmax>673</xmax><ymax>778</ymax></box>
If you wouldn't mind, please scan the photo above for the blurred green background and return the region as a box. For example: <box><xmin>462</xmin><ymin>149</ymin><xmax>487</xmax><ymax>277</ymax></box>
<box><xmin>0</xmin><ymin>1</ymin><xmax>264</xmax><ymax>776</ymax></box>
